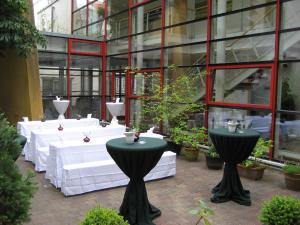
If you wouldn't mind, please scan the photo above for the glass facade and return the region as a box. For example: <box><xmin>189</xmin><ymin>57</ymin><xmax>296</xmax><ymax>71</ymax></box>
<box><xmin>38</xmin><ymin>34</ymin><xmax>102</xmax><ymax>119</ymax></box>
<box><xmin>41</xmin><ymin>0</ymin><xmax>297</xmax><ymax>161</ymax></box>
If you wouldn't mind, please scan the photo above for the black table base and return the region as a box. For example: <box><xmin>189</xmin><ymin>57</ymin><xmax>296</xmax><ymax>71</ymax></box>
<box><xmin>120</xmin><ymin>179</ymin><xmax>161</xmax><ymax>225</ymax></box>
<box><xmin>211</xmin><ymin>163</ymin><xmax>251</xmax><ymax>206</ymax></box>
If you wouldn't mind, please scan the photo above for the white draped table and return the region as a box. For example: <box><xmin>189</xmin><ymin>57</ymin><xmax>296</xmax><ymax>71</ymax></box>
<box><xmin>30</xmin><ymin>125</ymin><xmax>126</xmax><ymax>171</ymax></box>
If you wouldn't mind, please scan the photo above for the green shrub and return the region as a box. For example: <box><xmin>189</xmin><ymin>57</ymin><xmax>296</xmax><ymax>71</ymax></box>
<box><xmin>259</xmin><ymin>195</ymin><xmax>300</xmax><ymax>225</ymax></box>
<box><xmin>0</xmin><ymin>113</ymin><xmax>22</xmax><ymax>161</ymax></box>
<box><xmin>0</xmin><ymin>158</ymin><xmax>37</xmax><ymax>225</ymax></box>
<box><xmin>207</xmin><ymin>145</ymin><xmax>220</xmax><ymax>158</ymax></box>
<box><xmin>79</xmin><ymin>206</ymin><xmax>129</xmax><ymax>225</ymax></box>
<box><xmin>0</xmin><ymin>113</ymin><xmax>37</xmax><ymax>225</ymax></box>
<box><xmin>283</xmin><ymin>164</ymin><xmax>300</xmax><ymax>174</ymax></box>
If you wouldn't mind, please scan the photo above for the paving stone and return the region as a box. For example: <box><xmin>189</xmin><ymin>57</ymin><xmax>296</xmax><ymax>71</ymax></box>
<box><xmin>16</xmin><ymin>156</ymin><xmax>299</xmax><ymax>225</ymax></box>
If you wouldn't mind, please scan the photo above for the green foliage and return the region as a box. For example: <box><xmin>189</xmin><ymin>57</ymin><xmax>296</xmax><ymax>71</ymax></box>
<box><xmin>0</xmin><ymin>113</ymin><xmax>21</xmax><ymax>161</ymax></box>
<box><xmin>190</xmin><ymin>199</ymin><xmax>214</xmax><ymax>225</ymax></box>
<box><xmin>283</xmin><ymin>164</ymin><xmax>300</xmax><ymax>174</ymax></box>
<box><xmin>207</xmin><ymin>145</ymin><xmax>220</xmax><ymax>158</ymax></box>
<box><xmin>242</xmin><ymin>138</ymin><xmax>272</xmax><ymax>168</ymax></box>
<box><xmin>79</xmin><ymin>206</ymin><xmax>129</xmax><ymax>225</ymax></box>
<box><xmin>170</xmin><ymin>121</ymin><xmax>207</xmax><ymax>148</ymax></box>
<box><xmin>97</xmin><ymin>7</ymin><xmax>105</xmax><ymax>17</ymax></box>
<box><xmin>136</xmin><ymin>66</ymin><xmax>204</xmax><ymax>133</ymax></box>
<box><xmin>0</xmin><ymin>0</ymin><xmax>46</xmax><ymax>56</ymax></box>
<box><xmin>0</xmin><ymin>113</ymin><xmax>37</xmax><ymax>225</ymax></box>
<box><xmin>259</xmin><ymin>195</ymin><xmax>300</xmax><ymax>225</ymax></box>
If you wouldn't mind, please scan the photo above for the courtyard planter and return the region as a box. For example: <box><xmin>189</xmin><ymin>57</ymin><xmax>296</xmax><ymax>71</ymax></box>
<box><xmin>205</xmin><ymin>155</ymin><xmax>223</xmax><ymax>170</ymax></box>
<box><xmin>284</xmin><ymin>173</ymin><xmax>300</xmax><ymax>191</ymax></box>
<box><xmin>181</xmin><ymin>145</ymin><xmax>198</xmax><ymax>161</ymax></box>
<box><xmin>237</xmin><ymin>164</ymin><xmax>265</xmax><ymax>180</ymax></box>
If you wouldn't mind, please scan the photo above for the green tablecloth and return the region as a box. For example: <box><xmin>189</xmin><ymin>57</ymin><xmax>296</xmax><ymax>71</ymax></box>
<box><xmin>106</xmin><ymin>137</ymin><xmax>167</xmax><ymax>225</ymax></box>
<box><xmin>209</xmin><ymin>128</ymin><xmax>260</xmax><ymax>206</ymax></box>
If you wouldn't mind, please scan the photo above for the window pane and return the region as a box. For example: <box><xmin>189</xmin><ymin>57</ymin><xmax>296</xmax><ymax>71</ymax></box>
<box><xmin>107</xmin><ymin>38</ymin><xmax>128</xmax><ymax>55</ymax></box>
<box><xmin>131</xmin><ymin>50</ymin><xmax>161</xmax><ymax>68</ymax></box>
<box><xmin>40</xmin><ymin>68</ymin><xmax>67</xmax><ymax>96</ymax></box>
<box><xmin>211</xmin><ymin>6</ymin><xmax>276</xmax><ymax>40</ymax></box>
<box><xmin>40</xmin><ymin>36</ymin><xmax>67</xmax><ymax>52</ymax></box>
<box><xmin>107</xmin><ymin>12</ymin><xmax>128</xmax><ymax>39</ymax></box>
<box><xmin>73</xmin><ymin>7</ymin><xmax>87</xmax><ymax>30</ymax></box>
<box><xmin>131</xmin><ymin>30</ymin><xmax>161</xmax><ymax>51</ymax></box>
<box><xmin>164</xmin><ymin>44</ymin><xmax>206</xmax><ymax>66</ymax></box>
<box><xmin>212</xmin><ymin>0</ymin><xmax>275</xmax><ymax>15</ymax></box>
<box><xmin>73</xmin><ymin>27</ymin><xmax>87</xmax><ymax>36</ymax></box>
<box><xmin>70</xmin><ymin>55</ymin><xmax>101</xmax><ymax>70</ymax></box>
<box><xmin>88</xmin><ymin>2</ymin><xmax>104</xmax><ymax>24</ymax></box>
<box><xmin>277</xmin><ymin>62</ymin><xmax>300</xmax><ymax>111</ymax></box>
<box><xmin>72</xmin><ymin>41</ymin><xmax>101</xmax><ymax>53</ymax></box>
<box><xmin>87</xmin><ymin>22</ymin><xmax>103</xmax><ymax>38</ymax></box>
<box><xmin>281</xmin><ymin>0</ymin><xmax>300</xmax><ymax>30</ymax></box>
<box><xmin>70</xmin><ymin>70</ymin><xmax>100</xmax><ymax>96</ymax></box>
<box><xmin>108</xmin><ymin>0</ymin><xmax>128</xmax><ymax>16</ymax></box>
<box><xmin>279</xmin><ymin>31</ymin><xmax>300</xmax><ymax>61</ymax></box>
<box><xmin>165</xmin><ymin>20</ymin><xmax>207</xmax><ymax>46</ymax></box>
<box><xmin>211</xmin><ymin>68</ymin><xmax>271</xmax><ymax>106</ymax></box>
<box><xmin>70</xmin><ymin>96</ymin><xmax>101</xmax><ymax>118</ymax></box>
<box><xmin>275</xmin><ymin>113</ymin><xmax>300</xmax><ymax>160</ymax></box>
<box><xmin>210</xmin><ymin>34</ymin><xmax>275</xmax><ymax>64</ymax></box>
<box><xmin>38</xmin><ymin>52</ymin><xmax>67</xmax><ymax>68</ymax></box>
<box><xmin>73</xmin><ymin>0</ymin><xmax>87</xmax><ymax>10</ymax></box>
<box><xmin>132</xmin><ymin>1</ymin><xmax>161</xmax><ymax>34</ymax></box>
<box><xmin>107</xmin><ymin>54</ymin><xmax>128</xmax><ymax>70</ymax></box>
<box><xmin>165</xmin><ymin>0</ymin><xmax>207</xmax><ymax>26</ymax></box>
<box><xmin>208</xmin><ymin>106</ymin><xmax>271</xmax><ymax>139</ymax></box>
<box><xmin>130</xmin><ymin>71</ymin><xmax>160</xmax><ymax>97</ymax></box>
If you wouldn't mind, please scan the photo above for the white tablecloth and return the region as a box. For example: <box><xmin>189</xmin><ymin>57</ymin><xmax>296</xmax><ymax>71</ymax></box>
<box><xmin>46</xmin><ymin>136</ymin><xmax>123</xmax><ymax>188</ymax></box>
<box><xmin>17</xmin><ymin>118</ymin><xmax>99</xmax><ymax>137</ymax></box>
<box><xmin>30</xmin><ymin>125</ymin><xmax>125</xmax><ymax>171</ymax></box>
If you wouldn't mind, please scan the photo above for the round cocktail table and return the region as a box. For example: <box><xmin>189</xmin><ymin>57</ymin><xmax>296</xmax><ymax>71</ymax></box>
<box><xmin>209</xmin><ymin>128</ymin><xmax>260</xmax><ymax>206</ymax></box>
<box><xmin>106</xmin><ymin>137</ymin><xmax>167</xmax><ymax>225</ymax></box>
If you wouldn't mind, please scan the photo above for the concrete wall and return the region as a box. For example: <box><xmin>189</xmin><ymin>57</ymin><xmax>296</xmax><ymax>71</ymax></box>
<box><xmin>0</xmin><ymin>0</ymin><xmax>43</xmax><ymax>124</ymax></box>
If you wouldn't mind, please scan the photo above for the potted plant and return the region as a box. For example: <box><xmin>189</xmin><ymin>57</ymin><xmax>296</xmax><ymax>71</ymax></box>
<box><xmin>79</xmin><ymin>205</ymin><xmax>129</xmax><ymax>225</ymax></box>
<box><xmin>282</xmin><ymin>164</ymin><xmax>300</xmax><ymax>191</ymax></box>
<box><xmin>259</xmin><ymin>195</ymin><xmax>300</xmax><ymax>225</ymax></box>
<box><xmin>205</xmin><ymin>145</ymin><xmax>223</xmax><ymax>170</ymax></box>
<box><xmin>97</xmin><ymin>7</ymin><xmax>105</xmax><ymax>19</ymax></box>
<box><xmin>173</xmin><ymin>124</ymin><xmax>207</xmax><ymax>161</ymax></box>
<box><xmin>237</xmin><ymin>138</ymin><xmax>272</xmax><ymax>180</ymax></box>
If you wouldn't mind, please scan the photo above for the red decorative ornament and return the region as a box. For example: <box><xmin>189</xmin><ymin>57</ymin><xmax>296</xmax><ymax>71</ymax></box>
<box><xmin>58</xmin><ymin>124</ymin><xmax>63</xmax><ymax>131</ymax></box>
<box><xmin>83</xmin><ymin>137</ymin><xmax>90</xmax><ymax>142</ymax></box>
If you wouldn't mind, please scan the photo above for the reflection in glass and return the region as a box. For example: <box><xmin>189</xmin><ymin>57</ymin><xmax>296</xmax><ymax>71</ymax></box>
<box><xmin>73</xmin><ymin>7</ymin><xmax>87</xmax><ymax>30</ymax></box>
<box><xmin>107</xmin><ymin>0</ymin><xmax>128</xmax><ymax>16</ymax></box>
<box><xmin>275</xmin><ymin>113</ymin><xmax>300</xmax><ymax>160</ymax></box>
<box><xmin>107</xmin><ymin>12</ymin><xmax>128</xmax><ymax>39</ymax></box>
<box><xmin>277</xmin><ymin>63</ymin><xmax>300</xmax><ymax>112</ymax></box>
<box><xmin>281</xmin><ymin>0</ymin><xmax>300</xmax><ymax>30</ymax></box>
<box><xmin>107</xmin><ymin>54</ymin><xmax>128</xmax><ymax>70</ymax></box>
<box><xmin>211</xmin><ymin>34</ymin><xmax>275</xmax><ymax>64</ymax></box>
<box><xmin>131</xmin><ymin>31</ymin><xmax>161</xmax><ymax>52</ymax></box>
<box><xmin>107</xmin><ymin>38</ymin><xmax>128</xmax><ymax>55</ymax></box>
<box><xmin>211</xmin><ymin>68</ymin><xmax>271</xmax><ymax>106</ymax></box>
<box><xmin>70</xmin><ymin>55</ymin><xmax>101</xmax><ymax>70</ymax></box>
<box><xmin>208</xmin><ymin>107</ymin><xmax>271</xmax><ymax>139</ymax></box>
<box><xmin>72</xmin><ymin>41</ymin><xmax>101</xmax><ymax>53</ymax></box>
<box><xmin>131</xmin><ymin>50</ymin><xmax>161</xmax><ymax>68</ymax></box>
<box><xmin>165</xmin><ymin>20</ymin><xmax>207</xmax><ymax>46</ymax></box>
<box><xmin>279</xmin><ymin>31</ymin><xmax>300</xmax><ymax>61</ymax></box>
<box><xmin>165</xmin><ymin>0</ymin><xmax>207</xmax><ymax>26</ymax></box>
<box><xmin>164</xmin><ymin>44</ymin><xmax>206</xmax><ymax>66</ymax></box>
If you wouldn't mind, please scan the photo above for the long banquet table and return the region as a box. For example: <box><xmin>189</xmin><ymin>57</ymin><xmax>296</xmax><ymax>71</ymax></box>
<box><xmin>31</xmin><ymin>125</ymin><xmax>125</xmax><ymax>171</ymax></box>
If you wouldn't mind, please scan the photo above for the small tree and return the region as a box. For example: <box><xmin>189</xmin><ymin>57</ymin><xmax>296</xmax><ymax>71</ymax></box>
<box><xmin>0</xmin><ymin>0</ymin><xmax>46</xmax><ymax>56</ymax></box>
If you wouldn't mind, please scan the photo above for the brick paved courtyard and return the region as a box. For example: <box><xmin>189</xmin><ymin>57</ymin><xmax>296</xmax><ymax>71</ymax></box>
<box><xmin>18</xmin><ymin>155</ymin><xmax>298</xmax><ymax>225</ymax></box>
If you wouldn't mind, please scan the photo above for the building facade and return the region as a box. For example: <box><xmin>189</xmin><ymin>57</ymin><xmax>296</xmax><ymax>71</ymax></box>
<box><xmin>35</xmin><ymin>0</ymin><xmax>300</xmax><ymax>161</ymax></box>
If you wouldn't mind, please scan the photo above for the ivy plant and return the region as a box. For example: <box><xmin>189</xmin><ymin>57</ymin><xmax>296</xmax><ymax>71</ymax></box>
<box><xmin>0</xmin><ymin>0</ymin><xmax>46</xmax><ymax>57</ymax></box>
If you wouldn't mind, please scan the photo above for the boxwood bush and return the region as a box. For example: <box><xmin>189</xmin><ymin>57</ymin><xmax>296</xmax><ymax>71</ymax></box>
<box><xmin>80</xmin><ymin>206</ymin><xmax>129</xmax><ymax>225</ymax></box>
<box><xmin>259</xmin><ymin>195</ymin><xmax>300</xmax><ymax>225</ymax></box>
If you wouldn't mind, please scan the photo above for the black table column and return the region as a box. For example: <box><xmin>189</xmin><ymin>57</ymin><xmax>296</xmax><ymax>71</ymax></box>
<box><xmin>106</xmin><ymin>137</ymin><xmax>167</xmax><ymax>225</ymax></box>
<box><xmin>209</xmin><ymin>128</ymin><xmax>260</xmax><ymax>206</ymax></box>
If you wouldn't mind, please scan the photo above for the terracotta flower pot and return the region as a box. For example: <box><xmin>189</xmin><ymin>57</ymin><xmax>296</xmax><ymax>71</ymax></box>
<box><xmin>181</xmin><ymin>146</ymin><xmax>198</xmax><ymax>161</ymax></box>
<box><xmin>237</xmin><ymin>164</ymin><xmax>265</xmax><ymax>180</ymax></box>
<box><xmin>205</xmin><ymin>155</ymin><xmax>223</xmax><ymax>170</ymax></box>
<box><xmin>284</xmin><ymin>173</ymin><xmax>300</xmax><ymax>191</ymax></box>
